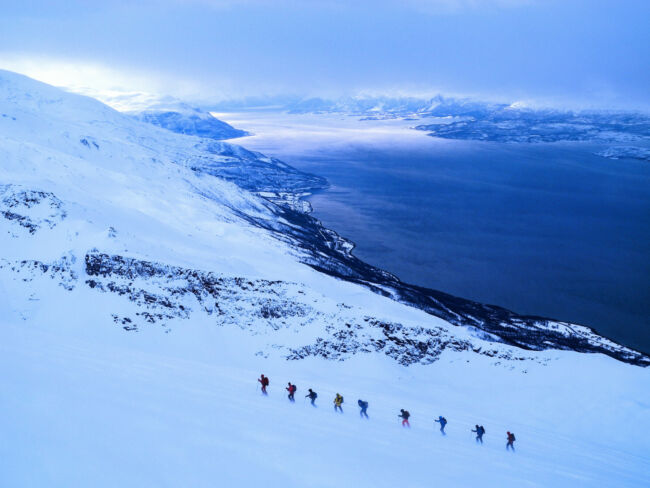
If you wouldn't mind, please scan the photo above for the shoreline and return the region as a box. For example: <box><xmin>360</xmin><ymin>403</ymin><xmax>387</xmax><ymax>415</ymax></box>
<box><xmin>252</xmin><ymin>171</ymin><xmax>650</xmax><ymax>363</ymax></box>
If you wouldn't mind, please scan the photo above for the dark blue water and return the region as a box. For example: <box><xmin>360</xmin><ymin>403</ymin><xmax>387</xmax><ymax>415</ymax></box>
<box><xmin>231</xmin><ymin>119</ymin><xmax>650</xmax><ymax>352</ymax></box>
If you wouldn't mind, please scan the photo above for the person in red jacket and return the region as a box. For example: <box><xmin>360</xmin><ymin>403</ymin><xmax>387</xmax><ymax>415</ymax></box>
<box><xmin>286</xmin><ymin>382</ymin><xmax>296</xmax><ymax>402</ymax></box>
<box><xmin>506</xmin><ymin>431</ymin><xmax>516</xmax><ymax>451</ymax></box>
<box><xmin>258</xmin><ymin>374</ymin><xmax>269</xmax><ymax>395</ymax></box>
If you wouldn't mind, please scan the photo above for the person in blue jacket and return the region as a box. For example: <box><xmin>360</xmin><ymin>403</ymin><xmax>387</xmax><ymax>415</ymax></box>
<box><xmin>506</xmin><ymin>431</ymin><xmax>516</xmax><ymax>451</ymax></box>
<box><xmin>435</xmin><ymin>416</ymin><xmax>447</xmax><ymax>435</ymax></box>
<box><xmin>358</xmin><ymin>399</ymin><xmax>369</xmax><ymax>419</ymax></box>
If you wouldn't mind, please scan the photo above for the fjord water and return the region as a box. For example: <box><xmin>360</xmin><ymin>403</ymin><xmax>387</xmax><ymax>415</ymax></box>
<box><xmin>222</xmin><ymin>113</ymin><xmax>650</xmax><ymax>353</ymax></box>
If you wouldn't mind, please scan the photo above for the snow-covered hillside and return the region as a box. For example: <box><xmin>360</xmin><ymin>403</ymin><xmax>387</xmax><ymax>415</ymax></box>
<box><xmin>133</xmin><ymin>106</ymin><xmax>248</xmax><ymax>141</ymax></box>
<box><xmin>68</xmin><ymin>88</ymin><xmax>248</xmax><ymax>141</ymax></box>
<box><xmin>1</xmin><ymin>70</ymin><xmax>649</xmax><ymax>487</ymax></box>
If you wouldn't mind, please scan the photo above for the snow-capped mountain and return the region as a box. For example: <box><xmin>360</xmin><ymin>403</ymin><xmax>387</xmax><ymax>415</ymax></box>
<box><xmin>133</xmin><ymin>107</ymin><xmax>248</xmax><ymax>141</ymax></box>
<box><xmin>1</xmin><ymin>70</ymin><xmax>649</xmax><ymax>487</ymax></box>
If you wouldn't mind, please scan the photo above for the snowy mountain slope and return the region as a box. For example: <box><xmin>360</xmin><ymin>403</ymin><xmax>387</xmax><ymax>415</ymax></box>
<box><xmin>134</xmin><ymin>107</ymin><xmax>248</xmax><ymax>141</ymax></box>
<box><xmin>67</xmin><ymin>88</ymin><xmax>248</xmax><ymax>140</ymax></box>
<box><xmin>1</xmin><ymin>70</ymin><xmax>650</xmax><ymax>487</ymax></box>
<box><xmin>2</xmin><ymin>319</ymin><xmax>649</xmax><ymax>488</ymax></box>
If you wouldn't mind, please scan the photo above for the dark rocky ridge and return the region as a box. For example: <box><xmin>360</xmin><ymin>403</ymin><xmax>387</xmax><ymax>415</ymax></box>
<box><xmin>80</xmin><ymin>252</ymin><xmax>534</xmax><ymax>365</ymax></box>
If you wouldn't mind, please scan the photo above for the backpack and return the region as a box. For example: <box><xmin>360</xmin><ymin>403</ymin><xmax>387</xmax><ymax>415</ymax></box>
<box><xmin>441</xmin><ymin>417</ymin><xmax>447</xmax><ymax>425</ymax></box>
<box><xmin>292</xmin><ymin>385</ymin><xmax>297</xmax><ymax>393</ymax></box>
<box><xmin>262</xmin><ymin>377</ymin><xmax>269</xmax><ymax>386</ymax></box>
<box><xmin>480</xmin><ymin>426</ymin><xmax>485</xmax><ymax>435</ymax></box>
<box><xmin>340</xmin><ymin>396</ymin><xmax>344</xmax><ymax>404</ymax></box>
<box><xmin>404</xmin><ymin>411</ymin><xmax>410</xmax><ymax>419</ymax></box>
<box><xmin>511</xmin><ymin>433</ymin><xmax>516</xmax><ymax>441</ymax></box>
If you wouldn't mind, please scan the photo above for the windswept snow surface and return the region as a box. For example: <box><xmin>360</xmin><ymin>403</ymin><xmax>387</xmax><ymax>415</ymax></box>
<box><xmin>1</xmin><ymin>70</ymin><xmax>649</xmax><ymax>487</ymax></box>
<box><xmin>1</xmin><ymin>321</ymin><xmax>649</xmax><ymax>488</ymax></box>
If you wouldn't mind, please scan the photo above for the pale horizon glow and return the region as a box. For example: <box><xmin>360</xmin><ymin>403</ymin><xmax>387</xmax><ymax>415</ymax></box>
<box><xmin>0</xmin><ymin>0</ymin><xmax>648</xmax><ymax>110</ymax></box>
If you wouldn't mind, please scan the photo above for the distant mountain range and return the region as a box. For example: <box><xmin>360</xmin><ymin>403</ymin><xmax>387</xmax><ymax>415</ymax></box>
<box><xmin>207</xmin><ymin>95</ymin><xmax>650</xmax><ymax>161</ymax></box>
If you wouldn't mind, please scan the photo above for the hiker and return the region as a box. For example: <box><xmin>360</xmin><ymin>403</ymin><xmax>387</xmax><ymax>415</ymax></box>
<box><xmin>258</xmin><ymin>374</ymin><xmax>269</xmax><ymax>395</ymax></box>
<box><xmin>286</xmin><ymin>382</ymin><xmax>297</xmax><ymax>402</ymax></box>
<box><xmin>435</xmin><ymin>416</ymin><xmax>447</xmax><ymax>435</ymax></box>
<box><xmin>472</xmin><ymin>425</ymin><xmax>485</xmax><ymax>443</ymax></box>
<box><xmin>506</xmin><ymin>431</ymin><xmax>516</xmax><ymax>451</ymax></box>
<box><xmin>306</xmin><ymin>388</ymin><xmax>318</xmax><ymax>406</ymax></box>
<box><xmin>398</xmin><ymin>409</ymin><xmax>411</xmax><ymax>427</ymax></box>
<box><xmin>358</xmin><ymin>399</ymin><xmax>369</xmax><ymax>419</ymax></box>
<box><xmin>334</xmin><ymin>393</ymin><xmax>344</xmax><ymax>413</ymax></box>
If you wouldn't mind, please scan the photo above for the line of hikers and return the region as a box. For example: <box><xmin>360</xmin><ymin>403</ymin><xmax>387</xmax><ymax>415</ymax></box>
<box><xmin>259</xmin><ymin>375</ymin><xmax>516</xmax><ymax>450</ymax></box>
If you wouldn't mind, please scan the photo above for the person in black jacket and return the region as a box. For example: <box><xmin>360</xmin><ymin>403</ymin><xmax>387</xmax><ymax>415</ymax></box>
<box><xmin>306</xmin><ymin>388</ymin><xmax>318</xmax><ymax>406</ymax></box>
<box><xmin>472</xmin><ymin>425</ymin><xmax>485</xmax><ymax>443</ymax></box>
<box><xmin>399</xmin><ymin>409</ymin><xmax>410</xmax><ymax>427</ymax></box>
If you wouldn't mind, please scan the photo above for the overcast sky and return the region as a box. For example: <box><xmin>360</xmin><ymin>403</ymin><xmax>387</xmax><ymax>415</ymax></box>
<box><xmin>1</xmin><ymin>0</ymin><xmax>649</xmax><ymax>108</ymax></box>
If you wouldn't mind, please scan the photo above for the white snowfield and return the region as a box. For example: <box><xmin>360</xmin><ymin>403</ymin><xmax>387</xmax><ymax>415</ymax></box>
<box><xmin>0</xmin><ymin>70</ymin><xmax>649</xmax><ymax>487</ymax></box>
